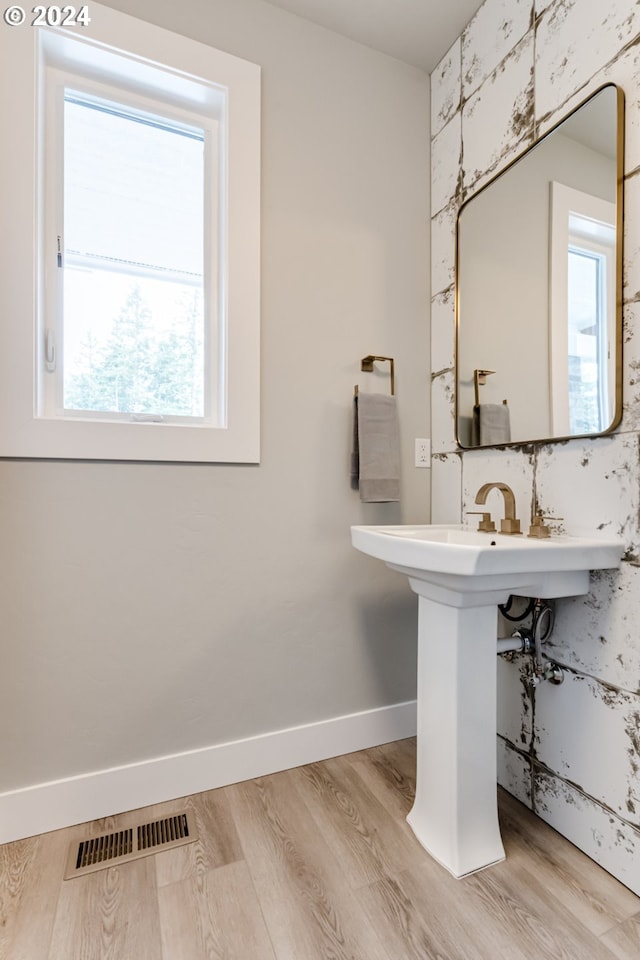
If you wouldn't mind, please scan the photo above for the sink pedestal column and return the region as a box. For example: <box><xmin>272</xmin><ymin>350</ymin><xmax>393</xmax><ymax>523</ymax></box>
<box><xmin>406</xmin><ymin>585</ymin><xmax>506</xmax><ymax>878</ymax></box>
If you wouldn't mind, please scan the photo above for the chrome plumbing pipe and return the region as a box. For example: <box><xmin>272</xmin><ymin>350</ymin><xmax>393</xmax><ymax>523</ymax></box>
<box><xmin>531</xmin><ymin>599</ymin><xmax>555</xmax><ymax>677</ymax></box>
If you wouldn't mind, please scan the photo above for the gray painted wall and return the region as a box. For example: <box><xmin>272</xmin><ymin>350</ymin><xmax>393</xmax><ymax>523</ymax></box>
<box><xmin>0</xmin><ymin>0</ymin><xmax>430</xmax><ymax>793</ymax></box>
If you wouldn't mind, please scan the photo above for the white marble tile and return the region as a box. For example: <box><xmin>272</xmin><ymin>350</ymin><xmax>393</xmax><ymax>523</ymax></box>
<box><xmin>497</xmin><ymin>736</ymin><xmax>532</xmax><ymax>806</ymax></box>
<box><xmin>535</xmin><ymin>0</ymin><xmax>640</xmax><ymax>122</ymax></box>
<box><xmin>431</xmin><ymin>202</ymin><xmax>457</xmax><ymax>296</ymax></box>
<box><xmin>431</xmin><ymin>113</ymin><xmax>462</xmax><ymax>216</ymax></box>
<box><xmin>535</xmin><ymin>79</ymin><xmax>617</xmax><ymax>146</ymax></box>
<box><xmin>431</xmin><ymin>38</ymin><xmax>461</xmax><ymax>139</ymax></box>
<box><xmin>431</xmin><ymin>369</ymin><xmax>456</xmax><ymax>454</ymax></box>
<box><xmin>497</xmin><ymin>654</ymin><xmax>533</xmax><ymax>748</ymax></box>
<box><xmin>439</xmin><ymin>0</ymin><xmax>640</xmax><ymax>900</ymax></box>
<box><xmin>462</xmin><ymin>33</ymin><xmax>535</xmax><ymax>194</ymax></box>
<box><xmin>430</xmin><ymin>286</ymin><xmax>456</xmax><ymax>376</ymax></box>
<box><xmin>548</xmin><ymin>562</ymin><xmax>640</xmax><ymax>694</ymax></box>
<box><xmin>534</xmin><ymin>433</ymin><xmax>640</xmax><ymax>548</ymax></box>
<box><xmin>619</xmin><ymin>300</ymin><xmax>640</xmax><ymax>435</ymax></box>
<box><xmin>605</xmin><ymin>48</ymin><xmax>640</xmax><ymax>178</ymax></box>
<box><xmin>430</xmin><ymin>452</ymin><xmax>462</xmax><ymax>523</ymax></box>
<box><xmin>535</xmin><ymin>671</ymin><xmax>639</xmax><ymax>823</ymax></box>
<box><xmin>623</xmin><ymin>174</ymin><xmax>640</xmax><ymax>303</ymax></box>
<box><xmin>536</xmin><ymin>52</ymin><xmax>636</xmax><ymax>178</ymax></box>
<box><xmin>534</xmin><ymin>768</ymin><xmax>640</xmax><ymax>897</ymax></box>
<box><xmin>462</xmin><ymin>0</ymin><xmax>533</xmax><ymax>100</ymax></box>
<box><xmin>461</xmin><ymin>446</ymin><xmax>535</xmax><ymax>526</ymax></box>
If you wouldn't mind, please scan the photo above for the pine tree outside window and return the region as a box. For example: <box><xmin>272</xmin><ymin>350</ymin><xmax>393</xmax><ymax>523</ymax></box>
<box><xmin>44</xmin><ymin>83</ymin><xmax>216</xmax><ymax>426</ymax></box>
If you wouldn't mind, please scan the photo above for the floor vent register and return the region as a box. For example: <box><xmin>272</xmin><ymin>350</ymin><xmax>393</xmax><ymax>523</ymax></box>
<box><xmin>64</xmin><ymin>812</ymin><xmax>196</xmax><ymax>879</ymax></box>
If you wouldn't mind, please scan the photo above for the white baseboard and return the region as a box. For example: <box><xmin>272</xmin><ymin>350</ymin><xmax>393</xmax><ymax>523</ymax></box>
<box><xmin>0</xmin><ymin>700</ymin><xmax>417</xmax><ymax>845</ymax></box>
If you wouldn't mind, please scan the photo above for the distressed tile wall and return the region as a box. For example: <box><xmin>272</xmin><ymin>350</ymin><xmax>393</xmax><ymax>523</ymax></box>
<box><xmin>430</xmin><ymin>0</ymin><xmax>640</xmax><ymax>893</ymax></box>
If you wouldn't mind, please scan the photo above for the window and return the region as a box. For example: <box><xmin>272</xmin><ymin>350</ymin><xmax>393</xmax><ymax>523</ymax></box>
<box><xmin>549</xmin><ymin>182</ymin><xmax>616</xmax><ymax>438</ymax></box>
<box><xmin>0</xmin><ymin>2</ymin><xmax>260</xmax><ymax>462</ymax></box>
<box><xmin>567</xmin><ymin>239</ymin><xmax>611</xmax><ymax>434</ymax></box>
<box><xmin>45</xmin><ymin>82</ymin><xmax>214</xmax><ymax>424</ymax></box>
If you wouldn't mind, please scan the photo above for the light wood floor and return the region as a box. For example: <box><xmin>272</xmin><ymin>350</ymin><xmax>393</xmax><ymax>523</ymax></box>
<box><xmin>1</xmin><ymin>738</ymin><xmax>639</xmax><ymax>959</ymax></box>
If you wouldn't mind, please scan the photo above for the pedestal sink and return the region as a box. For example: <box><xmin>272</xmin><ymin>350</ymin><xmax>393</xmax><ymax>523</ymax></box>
<box><xmin>351</xmin><ymin>524</ymin><xmax>624</xmax><ymax>878</ymax></box>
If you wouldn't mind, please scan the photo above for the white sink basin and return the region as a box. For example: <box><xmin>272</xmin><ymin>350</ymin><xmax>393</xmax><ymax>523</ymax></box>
<box><xmin>351</xmin><ymin>522</ymin><xmax>624</xmax><ymax>878</ymax></box>
<box><xmin>351</xmin><ymin>523</ymin><xmax>624</xmax><ymax>602</ymax></box>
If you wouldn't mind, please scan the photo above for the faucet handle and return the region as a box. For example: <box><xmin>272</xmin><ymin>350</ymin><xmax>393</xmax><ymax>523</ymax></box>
<box><xmin>527</xmin><ymin>512</ymin><xmax>562</xmax><ymax>539</ymax></box>
<box><xmin>466</xmin><ymin>510</ymin><xmax>496</xmax><ymax>533</ymax></box>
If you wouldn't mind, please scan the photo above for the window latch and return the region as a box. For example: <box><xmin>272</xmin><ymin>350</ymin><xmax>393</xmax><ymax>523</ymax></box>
<box><xmin>57</xmin><ymin>235</ymin><xmax>63</xmax><ymax>268</ymax></box>
<box><xmin>45</xmin><ymin>329</ymin><xmax>56</xmax><ymax>372</ymax></box>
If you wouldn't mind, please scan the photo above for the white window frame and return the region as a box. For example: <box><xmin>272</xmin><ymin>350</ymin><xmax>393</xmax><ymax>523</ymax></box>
<box><xmin>0</xmin><ymin>2</ymin><xmax>260</xmax><ymax>462</ymax></box>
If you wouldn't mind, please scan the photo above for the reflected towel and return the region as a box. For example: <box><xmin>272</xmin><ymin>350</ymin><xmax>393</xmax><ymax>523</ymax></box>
<box><xmin>472</xmin><ymin>402</ymin><xmax>511</xmax><ymax>445</ymax></box>
<box><xmin>352</xmin><ymin>393</ymin><xmax>400</xmax><ymax>502</ymax></box>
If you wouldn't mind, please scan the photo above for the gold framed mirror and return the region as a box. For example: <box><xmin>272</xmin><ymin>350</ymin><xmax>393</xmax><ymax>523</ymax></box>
<box><xmin>455</xmin><ymin>83</ymin><xmax>625</xmax><ymax>449</ymax></box>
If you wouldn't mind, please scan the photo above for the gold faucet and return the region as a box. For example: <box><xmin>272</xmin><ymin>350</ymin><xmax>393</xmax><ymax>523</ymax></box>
<box><xmin>474</xmin><ymin>482</ymin><xmax>521</xmax><ymax>535</ymax></box>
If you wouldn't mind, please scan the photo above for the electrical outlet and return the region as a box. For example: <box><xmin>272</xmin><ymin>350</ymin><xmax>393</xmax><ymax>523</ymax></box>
<box><xmin>415</xmin><ymin>438</ymin><xmax>431</xmax><ymax>467</ymax></box>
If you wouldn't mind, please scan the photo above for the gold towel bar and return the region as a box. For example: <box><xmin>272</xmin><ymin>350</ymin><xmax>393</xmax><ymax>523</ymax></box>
<box><xmin>354</xmin><ymin>355</ymin><xmax>395</xmax><ymax>397</ymax></box>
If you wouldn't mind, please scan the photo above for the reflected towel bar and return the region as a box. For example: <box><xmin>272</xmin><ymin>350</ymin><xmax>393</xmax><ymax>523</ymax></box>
<box><xmin>473</xmin><ymin>367</ymin><xmax>507</xmax><ymax>407</ymax></box>
<box><xmin>473</xmin><ymin>368</ymin><xmax>495</xmax><ymax>407</ymax></box>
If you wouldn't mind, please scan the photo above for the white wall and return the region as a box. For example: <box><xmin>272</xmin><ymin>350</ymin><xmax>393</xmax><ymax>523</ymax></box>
<box><xmin>431</xmin><ymin>0</ymin><xmax>640</xmax><ymax>894</ymax></box>
<box><xmin>0</xmin><ymin>0</ymin><xmax>430</xmax><ymax>837</ymax></box>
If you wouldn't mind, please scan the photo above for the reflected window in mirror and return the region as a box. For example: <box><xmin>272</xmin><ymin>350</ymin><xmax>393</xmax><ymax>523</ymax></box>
<box><xmin>568</xmin><ymin>238</ymin><xmax>613</xmax><ymax>434</ymax></box>
<box><xmin>568</xmin><ymin>246</ymin><xmax>608</xmax><ymax>434</ymax></box>
<box><xmin>550</xmin><ymin>181</ymin><xmax>616</xmax><ymax>437</ymax></box>
<box><xmin>455</xmin><ymin>83</ymin><xmax>624</xmax><ymax>449</ymax></box>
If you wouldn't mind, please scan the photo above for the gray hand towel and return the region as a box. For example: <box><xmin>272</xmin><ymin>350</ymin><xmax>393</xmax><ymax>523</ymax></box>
<box><xmin>352</xmin><ymin>393</ymin><xmax>400</xmax><ymax>502</ymax></box>
<box><xmin>472</xmin><ymin>403</ymin><xmax>511</xmax><ymax>445</ymax></box>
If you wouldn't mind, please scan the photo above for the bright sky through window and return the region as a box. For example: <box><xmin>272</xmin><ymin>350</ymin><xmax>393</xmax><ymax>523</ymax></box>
<box><xmin>567</xmin><ymin>246</ymin><xmax>606</xmax><ymax>435</ymax></box>
<box><xmin>62</xmin><ymin>96</ymin><xmax>206</xmax><ymax>418</ymax></box>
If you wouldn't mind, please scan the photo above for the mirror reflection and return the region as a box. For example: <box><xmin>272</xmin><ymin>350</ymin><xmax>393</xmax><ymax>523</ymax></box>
<box><xmin>456</xmin><ymin>84</ymin><xmax>624</xmax><ymax>448</ymax></box>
